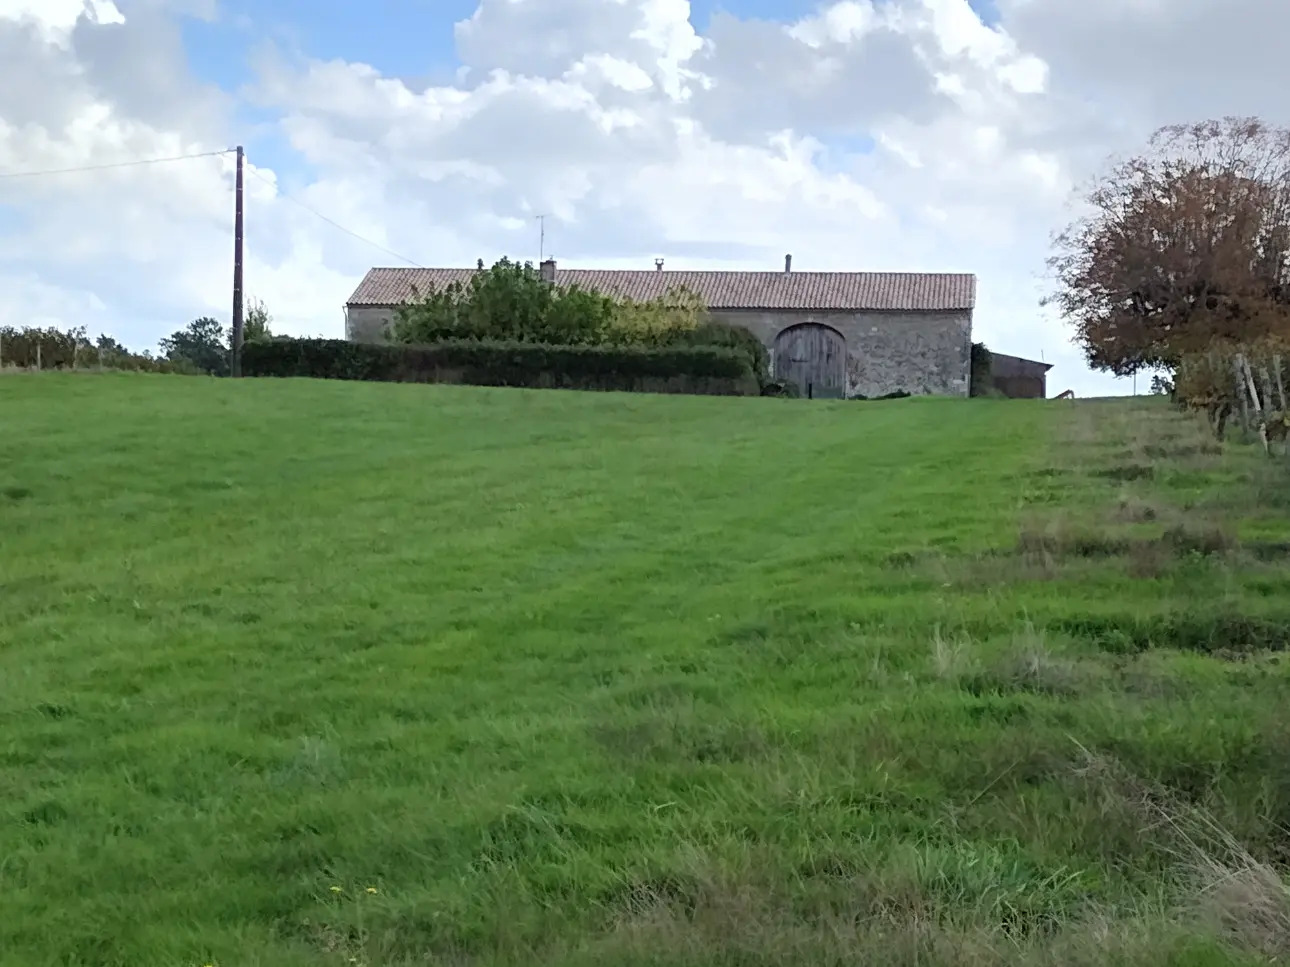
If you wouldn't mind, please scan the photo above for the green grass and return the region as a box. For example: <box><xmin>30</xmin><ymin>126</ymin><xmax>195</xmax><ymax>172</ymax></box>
<box><xmin>1</xmin><ymin>374</ymin><xmax>1288</xmax><ymax>966</ymax></box>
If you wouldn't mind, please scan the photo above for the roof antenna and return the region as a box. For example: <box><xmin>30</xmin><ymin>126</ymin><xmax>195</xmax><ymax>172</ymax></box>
<box><xmin>536</xmin><ymin>214</ymin><xmax>548</xmax><ymax>262</ymax></box>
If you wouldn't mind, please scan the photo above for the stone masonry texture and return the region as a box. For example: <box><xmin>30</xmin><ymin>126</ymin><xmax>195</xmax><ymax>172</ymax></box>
<box><xmin>344</xmin><ymin>305</ymin><xmax>972</xmax><ymax>398</ymax></box>
<box><xmin>709</xmin><ymin>309</ymin><xmax>972</xmax><ymax>398</ymax></box>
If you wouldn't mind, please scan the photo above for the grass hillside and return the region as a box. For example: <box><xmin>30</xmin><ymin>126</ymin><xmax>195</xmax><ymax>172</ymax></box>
<box><xmin>2</xmin><ymin>374</ymin><xmax>1288</xmax><ymax>967</ymax></box>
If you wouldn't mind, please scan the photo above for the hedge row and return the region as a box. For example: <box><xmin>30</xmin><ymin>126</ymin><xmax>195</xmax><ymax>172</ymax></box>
<box><xmin>242</xmin><ymin>338</ymin><xmax>760</xmax><ymax>396</ymax></box>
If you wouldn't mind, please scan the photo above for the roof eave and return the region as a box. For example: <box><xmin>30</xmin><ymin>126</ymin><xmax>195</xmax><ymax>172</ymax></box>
<box><xmin>347</xmin><ymin>301</ymin><xmax>976</xmax><ymax>311</ymax></box>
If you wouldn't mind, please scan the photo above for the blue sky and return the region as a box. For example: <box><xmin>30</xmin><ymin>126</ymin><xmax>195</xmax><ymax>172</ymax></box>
<box><xmin>180</xmin><ymin>0</ymin><xmax>997</xmax><ymax>190</ymax></box>
<box><xmin>183</xmin><ymin>0</ymin><xmax>1002</xmax><ymax>93</ymax></box>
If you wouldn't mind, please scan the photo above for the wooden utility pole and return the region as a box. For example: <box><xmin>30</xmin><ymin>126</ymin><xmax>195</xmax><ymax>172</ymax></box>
<box><xmin>231</xmin><ymin>145</ymin><xmax>245</xmax><ymax>377</ymax></box>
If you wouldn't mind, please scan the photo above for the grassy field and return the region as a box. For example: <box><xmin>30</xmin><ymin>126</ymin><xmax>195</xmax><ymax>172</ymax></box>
<box><xmin>1</xmin><ymin>374</ymin><xmax>1288</xmax><ymax>966</ymax></box>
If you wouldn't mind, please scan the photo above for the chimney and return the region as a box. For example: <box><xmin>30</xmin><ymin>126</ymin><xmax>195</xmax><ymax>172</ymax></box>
<box><xmin>655</xmin><ymin>258</ymin><xmax>665</xmax><ymax>272</ymax></box>
<box><xmin>784</xmin><ymin>253</ymin><xmax>792</xmax><ymax>273</ymax></box>
<box><xmin>539</xmin><ymin>258</ymin><xmax>556</xmax><ymax>283</ymax></box>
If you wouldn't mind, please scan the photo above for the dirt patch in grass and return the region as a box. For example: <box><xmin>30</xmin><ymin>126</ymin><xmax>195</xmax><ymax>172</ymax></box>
<box><xmin>986</xmin><ymin>513</ymin><xmax>1242</xmax><ymax>582</ymax></box>
<box><xmin>1054</xmin><ymin>611</ymin><xmax>1290</xmax><ymax>656</ymax></box>
<box><xmin>1110</xmin><ymin>495</ymin><xmax>1165</xmax><ymax>523</ymax></box>
<box><xmin>1017</xmin><ymin>523</ymin><xmax>1132</xmax><ymax>560</ymax></box>
<box><xmin>929</xmin><ymin>519</ymin><xmax>1222</xmax><ymax>587</ymax></box>
<box><xmin>1094</xmin><ymin>464</ymin><xmax>1155</xmax><ymax>483</ymax></box>
<box><xmin>1245</xmin><ymin>540</ymin><xmax>1290</xmax><ymax>562</ymax></box>
<box><xmin>1124</xmin><ymin>539</ymin><xmax>1175</xmax><ymax>579</ymax></box>
<box><xmin>1141</xmin><ymin>441</ymin><xmax>1224</xmax><ymax>460</ymax></box>
<box><xmin>883</xmin><ymin>550</ymin><xmax>922</xmax><ymax>570</ymax></box>
<box><xmin>1159</xmin><ymin>522</ymin><xmax>1239</xmax><ymax>557</ymax></box>
<box><xmin>963</xmin><ymin>648</ymin><xmax>1090</xmax><ymax>698</ymax></box>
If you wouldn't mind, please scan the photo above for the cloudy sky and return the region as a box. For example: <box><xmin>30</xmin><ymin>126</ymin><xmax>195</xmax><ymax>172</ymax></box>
<box><xmin>0</xmin><ymin>0</ymin><xmax>1281</xmax><ymax>395</ymax></box>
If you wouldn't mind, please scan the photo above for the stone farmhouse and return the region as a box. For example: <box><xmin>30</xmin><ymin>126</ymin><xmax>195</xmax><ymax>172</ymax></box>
<box><xmin>345</xmin><ymin>256</ymin><xmax>978</xmax><ymax>398</ymax></box>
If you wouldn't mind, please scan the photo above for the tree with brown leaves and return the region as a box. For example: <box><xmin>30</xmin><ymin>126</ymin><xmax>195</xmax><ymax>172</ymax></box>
<box><xmin>1048</xmin><ymin>117</ymin><xmax>1290</xmax><ymax>378</ymax></box>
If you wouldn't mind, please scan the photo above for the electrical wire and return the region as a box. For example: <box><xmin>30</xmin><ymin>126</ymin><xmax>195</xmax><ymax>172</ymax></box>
<box><xmin>245</xmin><ymin>164</ymin><xmax>422</xmax><ymax>267</ymax></box>
<box><xmin>0</xmin><ymin>149</ymin><xmax>235</xmax><ymax>180</ymax></box>
<box><xmin>0</xmin><ymin>145</ymin><xmax>424</xmax><ymax>268</ymax></box>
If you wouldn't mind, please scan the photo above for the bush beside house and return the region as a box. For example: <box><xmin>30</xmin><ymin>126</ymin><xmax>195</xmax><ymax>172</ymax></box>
<box><xmin>392</xmin><ymin>258</ymin><xmax>706</xmax><ymax>348</ymax></box>
<box><xmin>375</xmin><ymin>258</ymin><xmax>774</xmax><ymax>396</ymax></box>
<box><xmin>969</xmin><ymin>342</ymin><xmax>998</xmax><ymax>397</ymax></box>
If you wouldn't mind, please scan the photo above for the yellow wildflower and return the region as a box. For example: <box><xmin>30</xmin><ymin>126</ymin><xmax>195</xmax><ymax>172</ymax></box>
<box><xmin>329</xmin><ymin>885</ymin><xmax>343</xmax><ymax>893</ymax></box>
<box><xmin>365</xmin><ymin>886</ymin><xmax>378</xmax><ymax>895</ymax></box>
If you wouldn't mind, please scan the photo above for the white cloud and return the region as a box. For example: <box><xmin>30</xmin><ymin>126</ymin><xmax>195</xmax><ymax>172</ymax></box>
<box><xmin>1</xmin><ymin>0</ymin><xmax>1286</xmax><ymax>394</ymax></box>
<box><xmin>0</xmin><ymin>0</ymin><xmax>124</xmax><ymax>45</ymax></box>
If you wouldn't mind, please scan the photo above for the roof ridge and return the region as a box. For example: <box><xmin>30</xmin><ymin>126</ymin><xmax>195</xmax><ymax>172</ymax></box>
<box><xmin>348</xmin><ymin>266</ymin><xmax>977</xmax><ymax>311</ymax></box>
<box><xmin>367</xmin><ymin>266</ymin><xmax>974</xmax><ymax>275</ymax></box>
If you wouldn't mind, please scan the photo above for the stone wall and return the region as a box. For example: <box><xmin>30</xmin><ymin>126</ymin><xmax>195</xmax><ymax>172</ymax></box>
<box><xmin>344</xmin><ymin>304</ymin><xmax>973</xmax><ymax>398</ymax></box>
<box><xmin>346</xmin><ymin>306</ymin><xmax>394</xmax><ymax>343</ymax></box>
<box><xmin>709</xmin><ymin>309</ymin><xmax>972</xmax><ymax>398</ymax></box>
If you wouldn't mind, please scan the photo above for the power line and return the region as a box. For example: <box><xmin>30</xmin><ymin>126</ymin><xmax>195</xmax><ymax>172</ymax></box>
<box><xmin>0</xmin><ymin>144</ymin><xmax>424</xmax><ymax>268</ymax></box>
<box><xmin>0</xmin><ymin>149</ymin><xmax>234</xmax><ymax>180</ymax></box>
<box><xmin>245</xmin><ymin>164</ymin><xmax>422</xmax><ymax>267</ymax></box>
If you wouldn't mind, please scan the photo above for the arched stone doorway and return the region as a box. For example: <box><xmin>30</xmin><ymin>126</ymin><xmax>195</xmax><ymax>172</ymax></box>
<box><xmin>773</xmin><ymin>323</ymin><xmax>846</xmax><ymax>399</ymax></box>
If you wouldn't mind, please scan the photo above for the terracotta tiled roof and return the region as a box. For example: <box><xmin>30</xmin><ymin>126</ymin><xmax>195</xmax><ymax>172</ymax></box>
<box><xmin>347</xmin><ymin>267</ymin><xmax>976</xmax><ymax>312</ymax></box>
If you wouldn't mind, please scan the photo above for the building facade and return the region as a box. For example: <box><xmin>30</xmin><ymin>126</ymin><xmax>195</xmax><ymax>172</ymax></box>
<box><xmin>985</xmin><ymin>352</ymin><xmax>1052</xmax><ymax>399</ymax></box>
<box><xmin>344</xmin><ymin>259</ymin><xmax>977</xmax><ymax>398</ymax></box>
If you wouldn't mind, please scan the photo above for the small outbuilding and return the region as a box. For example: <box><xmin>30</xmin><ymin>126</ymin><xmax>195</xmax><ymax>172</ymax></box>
<box><xmin>982</xmin><ymin>352</ymin><xmax>1052</xmax><ymax>399</ymax></box>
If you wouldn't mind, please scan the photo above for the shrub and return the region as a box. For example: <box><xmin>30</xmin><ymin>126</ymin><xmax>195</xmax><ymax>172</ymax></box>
<box><xmin>243</xmin><ymin>338</ymin><xmax>759</xmax><ymax>396</ymax></box>
<box><xmin>970</xmin><ymin>342</ymin><xmax>993</xmax><ymax>397</ymax></box>
<box><xmin>392</xmin><ymin>258</ymin><xmax>705</xmax><ymax>348</ymax></box>
<box><xmin>760</xmin><ymin>378</ymin><xmax>800</xmax><ymax>398</ymax></box>
<box><xmin>160</xmin><ymin>317</ymin><xmax>230</xmax><ymax>376</ymax></box>
<box><xmin>680</xmin><ymin>322</ymin><xmax>769</xmax><ymax>385</ymax></box>
<box><xmin>611</xmin><ymin>287</ymin><xmax>706</xmax><ymax>347</ymax></box>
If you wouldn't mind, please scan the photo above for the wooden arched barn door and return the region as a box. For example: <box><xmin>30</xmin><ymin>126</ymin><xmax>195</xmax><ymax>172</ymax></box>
<box><xmin>773</xmin><ymin>324</ymin><xmax>846</xmax><ymax>399</ymax></box>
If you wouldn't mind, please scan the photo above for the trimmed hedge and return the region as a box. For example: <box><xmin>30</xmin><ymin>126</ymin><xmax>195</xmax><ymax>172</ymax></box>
<box><xmin>969</xmin><ymin>342</ymin><xmax>993</xmax><ymax>397</ymax></box>
<box><xmin>242</xmin><ymin>338</ymin><xmax>759</xmax><ymax>396</ymax></box>
<box><xmin>680</xmin><ymin>322</ymin><xmax>770</xmax><ymax>385</ymax></box>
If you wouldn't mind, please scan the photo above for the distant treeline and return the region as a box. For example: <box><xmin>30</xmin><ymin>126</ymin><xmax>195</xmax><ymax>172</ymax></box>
<box><xmin>0</xmin><ymin>302</ymin><xmax>272</xmax><ymax>376</ymax></box>
<box><xmin>0</xmin><ymin>326</ymin><xmax>184</xmax><ymax>372</ymax></box>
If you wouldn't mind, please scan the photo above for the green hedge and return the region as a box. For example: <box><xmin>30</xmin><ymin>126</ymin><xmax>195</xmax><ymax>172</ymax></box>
<box><xmin>680</xmin><ymin>322</ymin><xmax>770</xmax><ymax>385</ymax></box>
<box><xmin>242</xmin><ymin>338</ymin><xmax>759</xmax><ymax>396</ymax></box>
<box><xmin>969</xmin><ymin>342</ymin><xmax>993</xmax><ymax>397</ymax></box>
